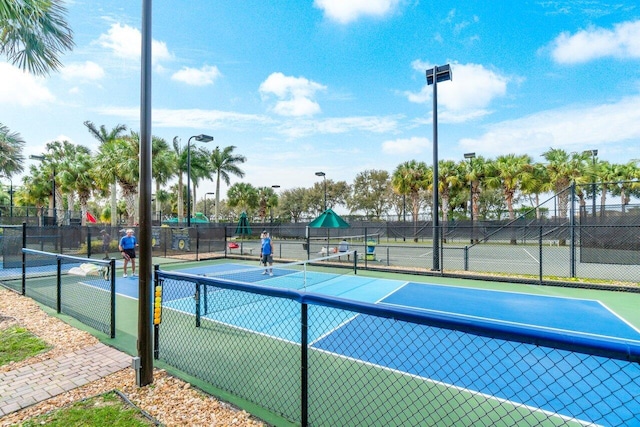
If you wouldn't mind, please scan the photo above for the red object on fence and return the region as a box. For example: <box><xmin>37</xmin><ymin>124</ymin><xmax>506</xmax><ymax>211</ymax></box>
<box><xmin>86</xmin><ymin>211</ymin><xmax>97</xmax><ymax>223</ymax></box>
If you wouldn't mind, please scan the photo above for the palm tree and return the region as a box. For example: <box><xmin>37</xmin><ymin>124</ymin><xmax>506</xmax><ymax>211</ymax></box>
<box><xmin>227</xmin><ymin>182</ymin><xmax>258</xmax><ymax>217</ymax></box>
<box><xmin>486</xmin><ymin>154</ymin><xmax>533</xmax><ymax>244</ymax></box>
<box><xmin>391</xmin><ymin>160</ymin><xmax>430</xmax><ymax>242</ymax></box>
<box><xmin>520</xmin><ymin>162</ymin><xmax>551</xmax><ymax>220</ymax></box>
<box><xmin>209</xmin><ymin>146</ymin><xmax>246</xmax><ymax>222</ymax></box>
<box><xmin>0</xmin><ymin>0</ymin><xmax>74</xmax><ymax>76</ymax></box>
<box><xmin>0</xmin><ymin>123</ymin><xmax>25</xmax><ymax>177</ymax></box>
<box><xmin>542</xmin><ymin>148</ymin><xmax>589</xmax><ymax>220</ymax></box>
<box><xmin>151</xmin><ymin>137</ymin><xmax>175</xmax><ymax>221</ymax></box>
<box><xmin>84</xmin><ymin>121</ymin><xmax>127</xmax><ymax>227</ymax></box>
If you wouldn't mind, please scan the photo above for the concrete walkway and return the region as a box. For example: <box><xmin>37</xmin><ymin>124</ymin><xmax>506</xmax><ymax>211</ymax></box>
<box><xmin>0</xmin><ymin>343</ymin><xmax>131</xmax><ymax>417</ymax></box>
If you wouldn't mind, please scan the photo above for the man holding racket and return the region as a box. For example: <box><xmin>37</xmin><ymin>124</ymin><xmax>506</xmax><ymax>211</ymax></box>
<box><xmin>260</xmin><ymin>230</ymin><xmax>274</xmax><ymax>276</ymax></box>
<box><xmin>118</xmin><ymin>228</ymin><xmax>139</xmax><ymax>278</ymax></box>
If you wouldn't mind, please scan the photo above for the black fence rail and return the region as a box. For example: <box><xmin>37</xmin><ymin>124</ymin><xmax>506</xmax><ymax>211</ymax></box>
<box><xmin>155</xmin><ymin>270</ymin><xmax>640</xmax><ymax>426</ymax></box>
<box><xmin>18</xmin><ymin>249</ymin><xmax>116</xmax><ymax>338</ymax></box>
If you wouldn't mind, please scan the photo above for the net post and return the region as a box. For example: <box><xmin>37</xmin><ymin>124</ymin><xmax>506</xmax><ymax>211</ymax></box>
<box><xmin>352</xmin><ymin>251</ymin><xmax>357</xmax><ymax>274</ymax></box>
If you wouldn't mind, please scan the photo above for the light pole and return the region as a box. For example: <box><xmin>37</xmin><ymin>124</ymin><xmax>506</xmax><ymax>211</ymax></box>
<box><xmin>271</xmin><ymin>185</ymin><xmax>280</xmax><ymax>222</ymax></box>
<box><xmin>30</xmin><ymin>154</ymin><xmax>56</xmax><ymax>226</ymax></box>
<box><xmin>464</xmin><ymin>153</ymin><xmax>476</xmax><ymax>243</ymax></box>
<box><xmin>315</xmin><ymin>171</ymin><xmax>326</xmax><ymax>211</ymax></box>
<box><xmin>584</xmin><ymin>149</ymin><xmax>598</xmax><ymax>218</ymax></box>
<box><xmin>204</xmin><ymin>192</ymin><xmax>215</xmax><ymax>219</ymax></box>
<box><xmin>426</xmin><ymin>64</ymin><xmax>452</xmax><ymax>271</ymax></box>
<box><xmin>187</xmin><ymin>134</ymin><xmax>213</xmax><ymax>227</ymax></box>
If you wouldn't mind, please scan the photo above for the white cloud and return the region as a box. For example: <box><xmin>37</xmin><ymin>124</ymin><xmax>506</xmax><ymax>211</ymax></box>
<box><xmin>0</xmin><ymin>63</ymin><xmax>55</xmax><ymax>106</ymax></box>
<box><xmin>96</xmin><ymin>23</ymin><xmax>173</xmax><ymax>65</ymax></box>
<box><xmin>95</xmin><ymin>106</ymin><xmax>273</xmax><ymax>130</ymax></box>
<box><xmin>314</xmin><ymin>0</ymin><xmax>400</xmax><ymax>24</ymax></box>
<box><xmin>550</xmin><ymin>19</ymin><xmax>640</xmax><ymax>64</ymax></box>
<box><xmin>459</xmin><ymin>95</ymin><xmax>640</xmax><ymax>156</ymax></box>
<box><xmin>60</xmin><ymin>61</ymin><xmax>104</xmax><ymax>81</ymax></box>
<box><xmin>277</xmin><ymin>115</ymin><xmax>400</xmax><ymax>138</ymax></box>
<box><xmin>406</xmin><ymin>62</ymin><xmax>509</xmax><ymax>120</ymax></box>
<box><xmin>382</xmin><ymin>136</ymin><xmax>430</xmax><ymax>155</ymax></box>
<box><xmin>259</xmin><ymin>72</ymin><xmax>326</xmax><ymax>117</ymax></box>
<box><xmin>171</xmin><ymin>65</ymin><xmax>222</xmax><ymax>86</ymax></box>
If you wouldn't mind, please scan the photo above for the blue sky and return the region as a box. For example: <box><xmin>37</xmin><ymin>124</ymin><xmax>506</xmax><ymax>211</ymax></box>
<box><xmin>1</xmin><ymin>0</ymin><xmax>639</xmax><ymax>199</ymax></box>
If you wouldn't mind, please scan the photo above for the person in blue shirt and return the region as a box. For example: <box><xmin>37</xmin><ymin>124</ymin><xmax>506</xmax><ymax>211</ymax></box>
<box><xmin>260</xmin><ymin>231</ymin><xmax>274</xmax><ymax>276</ymax></box>
<box><xmin>118</xmin><ymin>228</ymin><xmax>139</xmax><ymax>278</ymax></box>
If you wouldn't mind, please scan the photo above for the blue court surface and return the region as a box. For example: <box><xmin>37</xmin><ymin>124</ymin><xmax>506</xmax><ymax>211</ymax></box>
<box><xmin>84</xmin><ymin>262</ymin><xmax>640</xmax><ymax>425</ymax></box>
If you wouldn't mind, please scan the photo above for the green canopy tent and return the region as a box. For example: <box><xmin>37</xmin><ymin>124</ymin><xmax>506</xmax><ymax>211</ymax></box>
<box><xmin>234</xmin><ymin>211</ymin><xmax>252</xmax><ymax>254</ymax></box>
<box><xmin>307</xmin><ymin>208</ymin><xmax>350</xmax><ymax>258</ymax></box>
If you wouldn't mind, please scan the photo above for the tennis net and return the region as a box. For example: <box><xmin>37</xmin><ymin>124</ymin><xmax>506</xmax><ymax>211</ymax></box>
<box><xmin>203</xmin><ymin>251</ymin><xmax>356</xmax><ymax>290</ymax></box>
<box><xmin>197</xmin><ymin>251</ymin><xmax>357</xmax><ymax>317</ymax></box>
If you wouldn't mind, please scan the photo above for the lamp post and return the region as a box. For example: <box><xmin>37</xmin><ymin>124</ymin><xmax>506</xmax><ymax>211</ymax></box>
<box><xmin>584</xmin><ymin>149</ymin><xmax>598</xmax><ymax>218</ymax></box>
<box><xmin>186</xmin><ymin>134</ymin><xmax>213</xmax><ymax>227</ymax></box>
<box><xmin>271</xmin><ymin>185</ymin><xmax>280</xmax><ymax>222</ymax></box>
<box><xmin>30</xmin><ymin>154</ymin><xmax>56</xmax><ymax>226</ymax></box>
<box><xmin>315</xmin><ymin>171</ymin><xmax>326</xmax><ymax>211</ymax></box>
<box><xmin>464</xmin><ymin>153</ymin><xmax>476</xmax><ymax>243</ymax></box>
<box><xmin>426</xmin><ymin>64</ymin><xmax>452</xmax><ymax>271</ymax></box>
<box><xmin>204</xmin><ymin>192</ymin><xmax>215</xmax><ymax>219</ymax></box>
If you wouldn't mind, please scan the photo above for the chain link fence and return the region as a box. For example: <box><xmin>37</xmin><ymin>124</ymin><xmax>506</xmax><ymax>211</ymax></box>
<box><xmin>155</xmin><ymin>270</ymin><xmax>640</xmax><ymax>426</ymax></box>
<box><xmin>15</xmin><ymin>249</ymin><xmax>116</xmax><ymax>337</ymax></box>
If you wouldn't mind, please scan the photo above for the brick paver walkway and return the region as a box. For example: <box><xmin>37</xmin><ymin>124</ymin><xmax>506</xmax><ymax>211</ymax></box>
<box><xmin>0</xmin><ymin>343</ymin><xmax>130</xmax><ymax>417</ymax></box>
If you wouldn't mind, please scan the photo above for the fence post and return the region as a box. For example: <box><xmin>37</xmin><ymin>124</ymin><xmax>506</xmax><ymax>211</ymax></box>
<box><xmin>570</xmin><ymin>183</ymin><xmax>576</xmax><ymax>278</ymax></box>
<box><xmin>56</xmin><ymin>257</ymin><xmax>62</xmax><ymax>313</ymax></box>
<box><xmin>110</xmin><ymin>258</ymin><xmax>116</xmax><ymax>338</ymax></box>
<box><xmin>464</xmin><ymin>246</ymin><xmax>469</xmax><ymax>271</ymax></box>
<box><xmin>87</xmin><ymin>227</ymin><xmax>92</xmax><ymax>258</ymax></box>
<box><xmin>539</xmin><ymin>225</ymin><xmax>543</xmax><ymax>285</ymax></box>
<box><xmin>195</xmin><ymin>283</ymin><xmax>201</xmax><ymax>328</ymax></box>
<box><xmin>21</xmin><ymin>222</ymin><xmax>26</xmax><ymax>295</ymax></box>
<box><xmin>300</xmin><ymin>303</ymin><xmax>308</xmax><ymax>427</ymax></box>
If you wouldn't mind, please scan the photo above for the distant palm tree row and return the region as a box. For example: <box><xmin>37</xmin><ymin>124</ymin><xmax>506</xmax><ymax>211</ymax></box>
<box><xmin>2</xmin><ymin>121</ymin><xmax>639</xmax><ymax>226</ymax></box>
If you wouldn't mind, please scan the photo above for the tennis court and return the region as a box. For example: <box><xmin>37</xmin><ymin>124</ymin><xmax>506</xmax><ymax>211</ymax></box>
<box><xmin>141</xmin><ymin>261</ymin><xmax>640</xmax><ymax>426</ymax></box>
<box><xmin>29</xmin><ymin>257</ymin><xmax>639</xmax><ymax>425</ymax></box>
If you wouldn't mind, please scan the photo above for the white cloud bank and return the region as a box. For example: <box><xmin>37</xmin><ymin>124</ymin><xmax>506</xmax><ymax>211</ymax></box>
<box><xmin>259</xmin><ymin>72</ymin><xmax>326</xmax><ymax>117</ymax></box>
<box><xmin>0</xmin><ymin>63</ymin><xmax>55</xmax><ymax>106</ymax></box>
<box><xmin>60</xmin><ymin>61</ymin><xmax>104</xmax><ymax>81</ymax></box>
<box><xmin>314</xmin><ymin>0</ymin><xmax>401</xmax><ymax>24</ymax></box>
<box><xmin>171</xmin><ymin>65</ymin><xmax>222</xmax><ymax>86</ymax></box>
<box><xmin>550</xmin><ymin>19</ymin><xmax>640</xmax><ymax>64</ymax></box>
<box><xmin>382</xmin><ymin>136</ymin><xmax>430</xmax><ymax>155</ymax></box>
<box><xmin>406</xmin><ymin>61</ymin><xmax>509</xmax><ymax>121</ymax></box>
<box><xmin>459</xmin><ymin>95</ymin><xmax>640</xmax><ymax>156</ymax></box>
<box><xmin>96</xmin><ymin>23</ymin><xmax>173</xmax><ymax>65</ymax></box>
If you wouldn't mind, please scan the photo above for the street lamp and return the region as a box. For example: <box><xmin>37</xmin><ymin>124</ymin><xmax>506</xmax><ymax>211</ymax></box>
<box><xmin>464</xmin><ymin>152</ymin><xmax>476</xmax><ymax>243</ymax></box>
<box><xmin>30</xmin><ymin>154</ymin><xmax>56</xmax><ymax>226</ymax></box>
<box><xmin>426</xmin><ymin>64</ymin><xmax>452</xmax><ymax>271</ymax></box>
<box><xmin>583</xmin><ymin>149</ymin><xmax>598</xmax><ymax>218</ymax></box>
<box><xmin>271</xmin><ymin>185</ymin><xmax>280</xmax><ymax>222</ymax></box>
<box><xmin>186</xmin><ymin>134</ymin><xmax>213</xmax><ymax>227</ymax></box>
<box><xmin>315</xmin><ymin>171</ymin><xmax>326</xmax><ymax>211</ymax></box>
<box><xmin>204</xmin><ymin>192</ymin><xmax>215</xmax><ymax>219</ymax></box>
